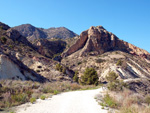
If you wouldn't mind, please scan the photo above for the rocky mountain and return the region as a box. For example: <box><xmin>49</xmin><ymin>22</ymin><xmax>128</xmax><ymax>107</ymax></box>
<box><xmin>0</xmin><ymin>22</ymin><xmax>73</xmax><ymax>82</ymax></box>
<box><xmin>13</xmin><ymin>24</ymin><xmax>78</xmax><ymax>42</ymax></box>
<box><xmin>0</xmin><ymin>22</ymin><xmax>46</xmax><ymax>82</ymax></box>
<box><xmin>1</xmin><ymin>21</ymin><xmax>150</xmax><ymax>94</ymax></box>
<box><xmin>63</xmin><ymin>26</ymin><xmax>150</xmax><ymax>59</ymax></box>
<box><xmin>62</xmin><ymin>26</ymin><xmax>150</xmax><ymax>93</ymax></box>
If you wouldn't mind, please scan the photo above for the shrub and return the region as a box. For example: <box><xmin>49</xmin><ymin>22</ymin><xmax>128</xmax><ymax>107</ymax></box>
<box><xmin>103</xmin><ymin>93</ymin><xmax>118</xmax><ymax>108</ymax></box>
<box><xmin>80</xmin><ymin>67</ymin><xmax>98</xmax><ymax>85</ymax></box>
<box><xmin>77</xmin><ymin>62</ymin><xmax>82</xmax><ymax>65</ymax></box>
<box><xmin>0</xmin><ymin>36</ymin><xmax>7</xmax><ymax>44</ymax></box>
<box><xmin>145</xmin><ymin>95</ymin><xmax>150</xmax><ymax>105</ymax></box>
<box><xmin>62</xmin><ymin>67</ymin><xmax>66</xmax><ymax>74</ymax></box>
<box><xmin>53</xmin><ymin>90</ymin><xmax>59</xmax><ymax>95</ymax></box>
<box><xmin>95</xmin><ymin>59</ymin><xmax>105</xmax><ymax>63</ymax></box>
<box><xmin>30</xmin><ymin>97</ymin><xmax>36</xmax><ymax>104</ymax></box>
<box><xmin>107</xmin><ymin>80</ymin><xmax>128</xmax><ymax>91</ymax></box>
<box><xmin>116</xmin><ymin>59</ymin><xmax>122</xmax><ymax>66</ymax></box>
<box><xmin>106</xmin><ymin>72</ymin><xmax>127</xmax><ymax>91</ymax></box>
<box><xmin>106</xmin><ymin>71</ymin><xmax>118</xmax><ymax>82</ymax></box>
<box><xmin>55</xmin><ymin>63</ymin><xmax>63</xmax><ymax>72</ymax></box>
<box><xmin>73</xmin><ymin>71</ymin><xmax>79</xmax><ymax>82</ymax></box>
<box><xmin>8</xmin><ymin>45</ymin><xmax>13</xmax><ymax>49</ymax></box>
<box><xmin>40</xmin><ymin>95</ymin><xmax>46</xmax><ymax>100</ymax></box>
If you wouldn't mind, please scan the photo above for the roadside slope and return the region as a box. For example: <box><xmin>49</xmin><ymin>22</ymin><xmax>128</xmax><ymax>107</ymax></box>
<box><xmin>16</xmin><ymin>88</ymin><xmax>107</xmax><ymax>113</ymax></box>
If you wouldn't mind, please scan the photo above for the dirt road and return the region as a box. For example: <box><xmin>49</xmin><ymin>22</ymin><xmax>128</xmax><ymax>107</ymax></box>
<box><xmin>16</xmin><ymin>88</ymin><xmax>107</xmax><ymax>113</ymax></box>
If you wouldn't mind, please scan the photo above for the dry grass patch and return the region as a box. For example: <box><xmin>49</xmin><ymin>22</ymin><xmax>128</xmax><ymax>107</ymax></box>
<box><xmin>96</xmin><ymin>89</ymin><xmax>150</xmax><ymax>113</ymax></box>
<box><xmin>0</xmin><ymin>80</ymin><xmax>98</xmax><ymax>111</ymax></box>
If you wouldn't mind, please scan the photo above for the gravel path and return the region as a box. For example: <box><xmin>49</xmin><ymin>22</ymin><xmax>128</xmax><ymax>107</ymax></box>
<box><xmin>16</xmin><ymin>88</ymin><xmax>108</xmax><ymax>113</ymax></box>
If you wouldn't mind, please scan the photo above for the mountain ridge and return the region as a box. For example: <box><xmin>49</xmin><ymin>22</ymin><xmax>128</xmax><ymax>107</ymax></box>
<box><xmin>13</xmin><ymin>24</ymin><xmax>78</xmax><ymax>42</ymax></box>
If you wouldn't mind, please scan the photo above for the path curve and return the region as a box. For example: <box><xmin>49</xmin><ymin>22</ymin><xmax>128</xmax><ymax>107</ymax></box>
<box><xmin>16</xmin><ymin>88</ymin><xmax>107</xmax><ymax>113</ymax></box>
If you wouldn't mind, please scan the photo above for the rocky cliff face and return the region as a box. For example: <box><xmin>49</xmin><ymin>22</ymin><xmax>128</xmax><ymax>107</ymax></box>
<box><xmin>33</xmin><ymin>39</ymin><xmax>66</xmax><ymax>58</ymax></box>
<box><xmin>63</xmin><ymin>26</ymin><xmax>150</xmax><ymax>59</ymax></box>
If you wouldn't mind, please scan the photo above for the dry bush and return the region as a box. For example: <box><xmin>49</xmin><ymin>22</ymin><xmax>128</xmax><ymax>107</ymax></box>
<box><xmin>0</xmin><ymin>80</ymin><xmax>98</xmax><ymax>110</ymax></box>
<box><xmin>118</xmin><ymin>104</ymin><xmax>150</xmax><ymax>113</ymax></box>
<box><xmin>97</xmin><ymin>88</ymin><xmax>150</xmax><ymax>113</ymax></box>
<box><xmin>113</xmin><ymin>89</ymin><xmax>149</xmax><ymax>113</ymax></box>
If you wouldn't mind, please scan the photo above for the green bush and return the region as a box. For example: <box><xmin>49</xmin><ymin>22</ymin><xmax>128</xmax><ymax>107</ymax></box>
<box><xmin>30</xmin><ymin>97</ymin><xmax>36</xmax><ymax>104</ymax></box>
<box><xmin>106</xmin><ymin>71</ymin><xmax>118</xmax><ymax>82</ymax></box>
<box><xmin>107</xmin><ymin>80</ymin><xmax>128</xmax><ymax>91</ymax></box>
<box><xmin>106</xmin><ymin>71</ymin><xmax>128</xmax><ymax>91</ymax></box>
<box><xmin>80</xmin><ymin>67</ymin><xmax>98</xmax><ymax>85</ymax></box>
<box><xmin>40</xmin><ymin>95</ymin><xmax>46</xmax><ymax>100</ymax></box>
<box><xmin>103</xmin><ymin>93</ymin><xmax>118</xmax><ymax>108</ymax></box>
<box><xmin>53</xmin><ymin>90</ymin><xmax>59</xmax><ymax>95</ymax></box>
<box><xmin>73</xmin><ymin>71</ymin><xmax>79</xmax><ymax>82</ymax></box>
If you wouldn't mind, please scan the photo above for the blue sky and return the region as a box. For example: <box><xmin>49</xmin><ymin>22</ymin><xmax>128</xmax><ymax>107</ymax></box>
<box><xmin>0</xmin><ymin>0</ymin><xmax>150</xmax><ymax>52</ymax></box>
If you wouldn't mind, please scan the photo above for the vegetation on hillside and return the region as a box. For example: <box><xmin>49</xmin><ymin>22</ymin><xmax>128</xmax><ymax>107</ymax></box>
<box><xmin>79</xmin><ymin>67</ymin><xmax>98</xmax><ymax>85</ymax></box>
<box><xmin>106</xmin><ymin>71</ymin><xmax>128</xmax><ymax>91</ymax></box>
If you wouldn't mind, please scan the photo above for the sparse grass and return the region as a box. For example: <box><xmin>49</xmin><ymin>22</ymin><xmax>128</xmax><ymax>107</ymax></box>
<box><xmin>0</xmin><ymin>80</ymin><xmax>99</xmax><ymax>111</ymax></box>
<box><xmin>103</xmin><ymin>93</ymin><xmax>118</xmax><ymax>108</ymax></box>
<box><xmin>96</xmin><ymin>88</ymin><xmax>150</xmax><ymax>113</ymax></box>
<box><xmin>53</xmin><ymin>90</ymin><xmax>59</xmax><ymax>95</ymax></box>
<box><xmin>40</xmin><ymin>95</ymin><xmax>46</xmax><ymax>100</ymax></box>
<box><xmin>30</xmin><ymin>97</ymin><xmax>36</xmax><ymax>104</ymax></box>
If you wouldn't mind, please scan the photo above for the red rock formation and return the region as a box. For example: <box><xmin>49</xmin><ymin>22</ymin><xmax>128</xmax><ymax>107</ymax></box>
<box><xmin>63</xmin><ymin>26</ymin><xmax>150</xmax><ymax>59</ymax></box>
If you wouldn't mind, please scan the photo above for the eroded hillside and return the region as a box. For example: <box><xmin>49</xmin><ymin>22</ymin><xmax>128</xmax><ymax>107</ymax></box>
<box><xmin>0</xmin><ymin>22</ymin><xmax>72</xmax><ymax>81</ymax></box>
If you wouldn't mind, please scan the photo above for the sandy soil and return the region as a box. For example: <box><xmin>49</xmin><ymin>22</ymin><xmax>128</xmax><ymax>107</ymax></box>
<box><xmin>16</xmin><ymin>88</ymin><xmax>108</xmax><ymax>113</ymax></box>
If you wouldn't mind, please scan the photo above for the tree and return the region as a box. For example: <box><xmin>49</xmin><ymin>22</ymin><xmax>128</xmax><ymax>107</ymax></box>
<box><xmin>80</xmin><ymin>67</ymin><xmax>98</xmax><ymax>85</ymax></box>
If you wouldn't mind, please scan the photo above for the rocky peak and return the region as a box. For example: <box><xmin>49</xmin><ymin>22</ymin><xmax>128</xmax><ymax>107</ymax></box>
<box><xmin>63</xmin><ymin>26</ymin><xmax>150</xmax><ymax>59</ymax></box>
<box><xmin>13</xmin><ymin>24</ymin><xmax>78</xmax><ymax>42</ymax></box>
